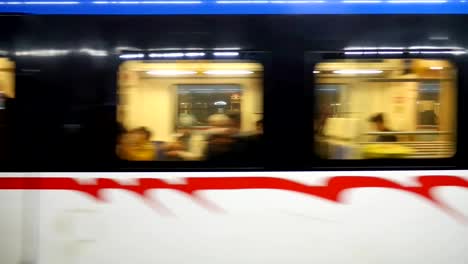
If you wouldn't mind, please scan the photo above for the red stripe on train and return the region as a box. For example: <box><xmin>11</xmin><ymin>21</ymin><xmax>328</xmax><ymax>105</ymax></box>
<box><xmin>0</xmin><ymin>176</ymin><xmax>467</xmax><ymax>221</ymax></box>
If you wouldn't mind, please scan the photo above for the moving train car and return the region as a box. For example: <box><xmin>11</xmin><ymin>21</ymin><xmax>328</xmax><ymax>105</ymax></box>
<box><xmin>0</xmin><ymin>4</ymin><xmax>468</xmax><ymax>264</ymax></box>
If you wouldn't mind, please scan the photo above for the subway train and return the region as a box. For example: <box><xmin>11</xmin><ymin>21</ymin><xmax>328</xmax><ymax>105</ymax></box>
<box><xmin>1</xmin><ymin>4</ymin><xmax>468</xmax><ymax>264</ymax></box>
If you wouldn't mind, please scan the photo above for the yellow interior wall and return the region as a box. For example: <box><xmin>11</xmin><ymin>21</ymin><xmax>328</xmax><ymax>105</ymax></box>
<box><xmin>439</xmin><ymin>78</ymin><xmax>457</xmax><ymax>142</ymax></box>
<box><xmin>0</xmin><ymin>58</ymin><xmax>15</xmax><ymax>98</ymax></box>
<box><xmin>387</xmin><ymin>81</ymin><xmax>419</xmax><ymax>132</ymax></box>
<box><xmin>336</xmin><ymin>80</ymin><xmax>418</xmax><ymax>135</ymax></box>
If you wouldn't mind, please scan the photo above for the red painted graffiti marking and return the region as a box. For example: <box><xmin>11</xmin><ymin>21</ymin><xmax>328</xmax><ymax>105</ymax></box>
<box><xmin>1</xmin><ymin>176</ymin><xmax>468</xmax><ymax>221</ymax></box>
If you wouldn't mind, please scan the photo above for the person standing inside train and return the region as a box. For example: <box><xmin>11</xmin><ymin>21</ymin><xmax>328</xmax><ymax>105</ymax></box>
<box><xmin>368</xmin><ymin>113</ymin><xmax>397</xmax><ymax>142</ymax></box>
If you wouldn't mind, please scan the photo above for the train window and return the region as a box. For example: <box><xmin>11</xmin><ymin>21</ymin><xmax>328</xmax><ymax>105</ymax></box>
<box><xmin>0</xmin><ymin>58</ymin><xmax>15</xmax><ymax>161</ymax></box>
<box><xmin>117</xmin><ymin>60</ymin><xmax>263</xmax><ymax>162</ymax></box>
<box><xmin>314</xmin><ymin>59</ymin><xmax>456</xmax><ymax>159</ymax></box>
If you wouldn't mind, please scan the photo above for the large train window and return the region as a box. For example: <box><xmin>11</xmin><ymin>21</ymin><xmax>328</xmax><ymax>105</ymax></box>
<box><xmin>117</xmin><ymin>60</ymin><xmax>263</xmax><ymax>161</ymax></box>
<box><xmin>0</xmin><ymin>58</ymin><xmax>15</xmax><ymax>161</ymax></box>
<box><xmin>314</xmin><ymin>59</ymin><xmax>456</xmax><ymax>159</ymax></box>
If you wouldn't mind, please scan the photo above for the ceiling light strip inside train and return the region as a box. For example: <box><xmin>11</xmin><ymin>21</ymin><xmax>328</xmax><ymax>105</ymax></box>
<box><xmin>121</xmin><ymin>51</ymin><xmax>238</xmax><ymax>59</ymax></box>
<box><xmin>148</xmin><ymin>52</ymin><xmax>205</xmax><ymax>58</ymax></box>
<box><xmin>119</xmin><ymin>53</ymin><xmax>145</xmax><ymax>59</ymax></box>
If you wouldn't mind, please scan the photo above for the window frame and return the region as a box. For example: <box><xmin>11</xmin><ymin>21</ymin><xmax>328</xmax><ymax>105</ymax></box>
<box><xmin>305</xmin><ymin>51</ymin><xmax>463</xmax><ymax>170</ymax></box>
<box><xmin>115</xmin><ymin>50</ymin><xmax>270</xmax><ymax>170</ymax></box>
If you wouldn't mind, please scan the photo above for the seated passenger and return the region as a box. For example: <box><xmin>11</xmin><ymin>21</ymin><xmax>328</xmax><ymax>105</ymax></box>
<box><xmin>165</xmin><ymin>127</ymin><xmax>206</xmax><ymax>161</ymax></box>
<box><xmin>205</xmin><ymin>131</ymin><xmax>242</xmax><ymax>162</ymax></box>
<box><xmin>117</xmin><ymin>127</ymin><xmax>157</xmax><ymax>161</ymax></box>
<box><xmin>165</xmin><ymin>115</ymin><xmax>208</xmax><ymax>161</ymax></box>
<box><xmin>368</xmin><ymin>113</ymin><xmax>397</xmax><ymax>142</ymax></box>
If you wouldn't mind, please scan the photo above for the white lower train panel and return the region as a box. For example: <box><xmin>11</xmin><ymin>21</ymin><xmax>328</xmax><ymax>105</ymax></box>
<box><xmin>1</xmin><ymin>171</ymin><xmax>467</xmax><ymax>264</ymax></box>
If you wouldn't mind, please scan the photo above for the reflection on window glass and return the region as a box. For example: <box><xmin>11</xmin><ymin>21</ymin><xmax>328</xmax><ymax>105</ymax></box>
<box><xmin>314</xmin><ymin>59</ymin><xmax>456</xmax><ymax>159</ymax></box>
<box><xmin>117</xmin><ymin>60</ymin><xmax>263</xmax><ymax>162</ymax></box>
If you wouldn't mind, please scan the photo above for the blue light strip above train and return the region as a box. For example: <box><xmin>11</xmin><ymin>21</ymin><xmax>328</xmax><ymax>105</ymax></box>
<box><xmin>1</xmin><ymin>0</ymin><xmax>468</xmax><ymax>14</ymax></box>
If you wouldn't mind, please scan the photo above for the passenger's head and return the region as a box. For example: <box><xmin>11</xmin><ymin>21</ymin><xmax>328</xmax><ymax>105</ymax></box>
<box><xmin>208</xmin><ymin>113</ymin><xmax>231</xmax><ymax>128</ymax></box>
<box><xmin>227</xmin><ymin>111</ymin><xmax>241</xmax><ymax>127</ymax></box>
<box><xmin>369</xmin><ymin>113</ymin><xmax>386</xmax><ymax>131</ymax></box>
<box><xmin>131</xmin><ymin>127</ymin><xmax>152</xmax><ymax>143</ymax></box>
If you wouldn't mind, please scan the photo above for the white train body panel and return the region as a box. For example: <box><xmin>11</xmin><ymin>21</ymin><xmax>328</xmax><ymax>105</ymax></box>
<box><xmin>1</xmin><ymin>171</ymin><xmax>468</xmax><ymax>264</ymax></box>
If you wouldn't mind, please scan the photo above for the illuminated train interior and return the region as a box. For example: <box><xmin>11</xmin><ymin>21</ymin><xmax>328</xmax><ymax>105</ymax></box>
<box><xmin>314</xmin><ymin>58</ymin><xmax>456</xmax><ymax>159</ymax></box>
<box><xmin>0</xmin><ymin>15</ymin><xmax>467</xmax><ymax>170</ymax></box>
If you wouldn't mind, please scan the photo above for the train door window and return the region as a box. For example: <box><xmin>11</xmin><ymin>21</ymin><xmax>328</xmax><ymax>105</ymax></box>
<box><xmin>417</xmin><ymin>82</ymin><xmax>440</xmax><ymax>129</ymax></box>
<box><xmin>177</xmin><ymin>84</ymin><xmax>242</xmax><ymax>129</ymax></box>
<box><xmin>314</xmin><ymin>59</ymin><xmax>456</xmax><ymax>159</ymax></box>
<box><xmin>0</xmin><ymin>58</ymin><xmax>15</xmax><ymax>161</ymax></box>
<box><xmin>117</xmin><ymin>60</ymin><xmax>263</xmax><ymax>162</ymax></box>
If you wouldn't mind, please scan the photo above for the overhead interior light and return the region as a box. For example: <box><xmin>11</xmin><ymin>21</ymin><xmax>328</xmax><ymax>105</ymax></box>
<box><xmin>15</xmin><ymin>49</ymin><xmax>70</xmax><ymax>56</ymax></box>
<box><xmin>214</xmin><ymin>101</ymin><xmax>228</xmax><ymax>106</ymax></box>
<box><xmin>411</xmin><ymin>50</ymin><xmax>466</xmax><ymax>55</ymax></box>
<box><xmin>313</xmin><ymin>70</ymin><xmax>320</xmax><ymax>74</ymax></box>
<box><xmin>147</xmin><ymin>70</ymin><xmax>197</xmax><ymax>76</ymax></box>
<box><xmin>377</xmin><ymin>51</ymin><xmax>404</xmax><ymax>54</ymax></box>
<box><xmin>377</xmin><ymin>47</ymin><xmax>405</xmax><ymax>50</ymax></box>
<box><xmin>408</xmin><ymin>46</ymin><xmax>464</xmax><ymax>50</ymax></box>
<box><xmin>333</xmin><ymin>69</ymin><xmax>383</xmax><ymax>75</ymax></box>
<box><xmin>203</xmin><ymin>70</ymin><xmax>254</xmax><ymax>75</ymax></box>
<box><xmin>149</xmin><ymin>53</ymin><xmax>184</xmax><ymax>58</ymax></box>
<box><xmin>430</xmin><ymin>66</ymin><xmax>444</xmax><ymax>70</ymax></box>
<box><xmin>213</xmin><ymin>52</ymin><xmax>240</xmax><ymax>56</ymax></box>
<box><xmin>345</xmin><ymin>51</ymin><xmax>364</xmax><ymax>55</ymax></box>
<box><xmin>119</xmin><ymin>53</ymin><xmax>144</xmax><ymax>59</ymax></box>
<box><xmin>344</xmin><ymin>47</ymin><xmax>405</xmax><ymax>50</ymax></box>
<box><xmin>184</xmin><ymin>52</ymin><xmax>206</xmax><ymax>57</ymax></box>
